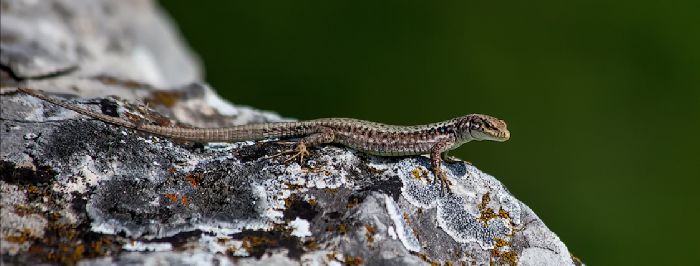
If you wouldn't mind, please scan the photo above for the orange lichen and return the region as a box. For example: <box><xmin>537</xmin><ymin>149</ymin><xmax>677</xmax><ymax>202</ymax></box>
<box><xmin>181</xmin><ymin>195</ymin><xmax>188</xmax><ymax>205</ymax></box>
<box><xmin>164</xmin><ymin>193</ymin><xmax>178</xmax><ymax>202</ymax></box>
<box><xmin>344</xmin><ymin>255</ymin><xmax>364</xmax><ymax>266</ymax></box>
<box><xmin>184</xmin><ymin>172</ymin><xmax>202</xmax><ymax>188</ymax></box>
<box><xmin>364</xmin><ymin>224</ymin><xmax>375</xmax><ymax>243</ymax></box>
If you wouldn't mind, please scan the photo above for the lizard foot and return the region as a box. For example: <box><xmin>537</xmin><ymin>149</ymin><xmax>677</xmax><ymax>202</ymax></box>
<box><xmin>270</xmin><ymin>142</ymin><xmax>310</xmax><ymax>165</ymax></box>
<box><xmin>433</xmin><ymin>168</ymin><xmax>453</xmax><ymax>195</ymax></box>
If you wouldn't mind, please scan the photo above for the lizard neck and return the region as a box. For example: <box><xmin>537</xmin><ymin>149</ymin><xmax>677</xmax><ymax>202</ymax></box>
<box><xmin>451</xmin><ymin>118</ymin><xmax>475</xmax><ymax>149</ymax></box>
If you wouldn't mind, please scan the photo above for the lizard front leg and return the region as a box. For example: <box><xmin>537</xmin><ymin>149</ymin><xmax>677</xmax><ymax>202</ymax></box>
<box><xmin>274</xmin><ymin>126</ymin><xmax>335</xmax><ymax>165</ymax></box>
<box><xmin>431</xmin><ymin>138</ymin><xmax>456</xmax><ymax>193</ymax></box>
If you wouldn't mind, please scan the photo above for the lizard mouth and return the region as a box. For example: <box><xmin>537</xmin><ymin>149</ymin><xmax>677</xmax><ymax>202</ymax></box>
<box><xmin>470</xmin><ymin>129</ymin><xmax>510</xmax><ymax>141</ymax></box>
<box><xmin>497</xmin><ymin>130</ymin><xmax>511</xmax><ymax>141</ymax></box>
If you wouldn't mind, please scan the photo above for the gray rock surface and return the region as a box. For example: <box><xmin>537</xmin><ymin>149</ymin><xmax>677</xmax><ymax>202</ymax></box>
<box><xmin>0</xmin><ymin>0</ymin><xmax>581</xmax><ymax>265</ymax></box>
<box><xmin>0</xmin><ymin>0</ymin><xmax>200</xmax><ymax>86</ymax></box>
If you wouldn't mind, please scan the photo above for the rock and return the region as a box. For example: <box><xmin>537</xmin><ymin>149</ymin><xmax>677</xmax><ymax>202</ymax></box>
<box><xmin>0</xmin><ymin>0</ymin><xmax>581</xmax><ymax>265</ymax></box>
<box><xmin>0</xmin><ymin>0</ymin><xmax>200</xmax><ymax>86</ymax></box>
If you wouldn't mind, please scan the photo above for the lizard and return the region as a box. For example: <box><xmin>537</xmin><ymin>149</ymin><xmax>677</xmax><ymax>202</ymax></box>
<box><xmin>17</xmin><ymin>88</ymin><xmax>510</xmax><ymax>192</ymax></box>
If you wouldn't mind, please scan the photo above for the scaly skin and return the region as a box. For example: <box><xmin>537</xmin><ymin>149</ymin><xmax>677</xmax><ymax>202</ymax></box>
<box><xmin>18</xmin><ymin>88</ymin><xmax>510</xmax><ymax>192</ymax></box>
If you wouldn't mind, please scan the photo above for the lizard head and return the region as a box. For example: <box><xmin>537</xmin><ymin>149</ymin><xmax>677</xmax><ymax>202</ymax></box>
<box><xmin>458</xmin><ymin>114</ymin><xmax>510</xmax><ymax>142</ymax></box>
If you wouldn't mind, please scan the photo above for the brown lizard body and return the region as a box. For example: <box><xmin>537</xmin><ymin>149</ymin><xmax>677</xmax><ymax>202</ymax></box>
<box><xmin>18</xmin><ymin>88</ymin><xmax>510</xmax><ymax>192</ymax></box>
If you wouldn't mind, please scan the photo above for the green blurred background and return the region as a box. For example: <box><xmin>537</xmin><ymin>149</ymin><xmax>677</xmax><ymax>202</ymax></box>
<box><xmin>160</xmin><ymin>1</ymin><xmax>699</xmax><ymax>265</ymax></box>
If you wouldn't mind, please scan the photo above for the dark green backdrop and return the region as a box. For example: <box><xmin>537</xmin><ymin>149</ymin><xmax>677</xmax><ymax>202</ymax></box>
<box><xmin>160</xmin><ymin>1</ymin><xmax>699</xmax><ymax>265</ymax></box>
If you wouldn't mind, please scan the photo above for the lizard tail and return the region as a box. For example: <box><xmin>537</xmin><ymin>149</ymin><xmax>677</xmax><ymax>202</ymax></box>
<box><xmin>17</xmin><ymin>88</ymin><xmax>293</xmax><ymax>143</ymax></box>
<box><xmin>18</xmin><ymin>88</ymin><xmax>139</xmax><ymax>130</ymax></box>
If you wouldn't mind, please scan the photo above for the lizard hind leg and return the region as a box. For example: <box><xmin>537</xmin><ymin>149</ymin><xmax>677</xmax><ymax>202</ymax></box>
<box><xmin>270</xmin><ymin>126</ymin><xmax>335</xmax><ymax>166</ymax></box>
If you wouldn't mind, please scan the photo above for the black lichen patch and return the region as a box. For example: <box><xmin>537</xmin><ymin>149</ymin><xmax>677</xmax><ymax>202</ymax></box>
<box><xmin>360</xmin><ymin>175</ymin><xmax>402</xmax><ymax>201</ymax></box>
<box><xmin>0</xmin><ymin>160</ymin><xmax>56</xmax><ymax>186</ymax></box>
<box><xmin>185</xmin><ymin>159</ymin><xmax>259</xmax><ymax>220</ymax></box>
<box><xmin>88</xmin><ymin>176</ymin><xmax>166</xmax><ymax>233</ymax></box>
<box><xmin>325</xmin><ymin>211</ymin><xmax>343</xmax><ymax>220</ymax></box>
<box><xmin>87</xmin><ymin>159</ymin><xmax>261</xmax><ymax>239</ymax></box>
<box><xmin>283</xmin><ymin>194</ymin><xmax>319</xmax><ymax>221</ymax></box>
<box><xmin>41</xmin><ymin>120</ymin><xmax>179</xmax><ymax>173</ymax></box>
<box><xmin>231</xmin><ymin>228</ymin><xmax>303</xmax><ymax>260</ymax></box>
<box><xmin>235</xmin><ymin>141</ymin><xmax>287</xmax><ymax>163</ymax></box>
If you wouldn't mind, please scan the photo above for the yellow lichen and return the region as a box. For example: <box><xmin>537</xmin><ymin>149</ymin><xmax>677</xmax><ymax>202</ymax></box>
<box><xmin>494</xmin><ymin>237</ymin><xmax>510</xmax><ymax>248</ymax></box>
<box><xmin>308</xmin><ymin>198</ymin><xmax>317</xmax><ymax>207</ymax></box>
<box><xmin>3</xmin><ymin>228</ymin><xmax>33</xmax><ymax>243</ymax></box>
<box><xmin>498</xmin><ymin>208</ymin><xmax>511</xmax><ymax>220</ymax></box>
<box><xmin>477</xmin><ymin>192</ymin><xmax>491</xmax><ymax>210</ymax></box>
<box><xmin>338</xmin><ymin>224</ymin><xmax>348</xmax><ymax>235</ymax></box>
<box><xmin>479</xmin><ymin>208</ymin><xmax>497</xmax><ymax>225</ymax></box>
<box><xmin>500</xmin><ymin>251</ymin><xmax>518</xmax><ymax>265</ymax></box>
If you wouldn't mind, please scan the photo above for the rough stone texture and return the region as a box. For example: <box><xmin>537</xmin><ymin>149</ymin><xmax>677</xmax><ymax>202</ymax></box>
<box><xmin>0</xmin><ymin>0</ymin><xmax>581</xmax><ymax>265</ymax></box>
<box><xmin>0</xmin><ymin>0</ymin><xmax>200</xmax><ymax>86</ymax></box>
